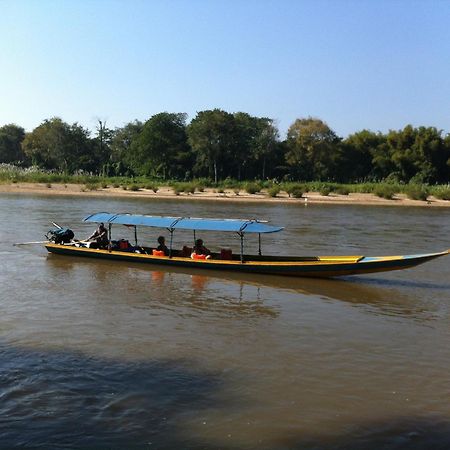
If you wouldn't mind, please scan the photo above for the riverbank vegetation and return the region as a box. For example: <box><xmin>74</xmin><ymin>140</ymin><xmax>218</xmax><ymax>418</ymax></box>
<box><xmin>1</xmin><ymin>164</ymin><xmax>449</xmax><ymax>201</ymax></box>
<box><xmin>1</xmin><ymin>111</ymin><xmax>449</xmax><ymax>193</ymax></box>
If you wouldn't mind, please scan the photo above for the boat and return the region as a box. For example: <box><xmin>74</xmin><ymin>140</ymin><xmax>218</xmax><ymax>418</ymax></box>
<box><xmin>44</xmin><ymin>212</ymin><xmax>449</xmax><ymax>278</ymax></box>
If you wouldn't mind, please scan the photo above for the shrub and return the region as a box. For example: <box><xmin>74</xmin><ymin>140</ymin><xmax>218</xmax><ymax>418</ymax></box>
<box><xmin>193</xmin><ymin>177</ymin><xmax>213</xmax><ymax>188</ymax></box>
<box><xmin>291</xmin><ymin>187</ymin><xmax>304</xmax><ymax>198</ymax></box>
<box><xmin>245</xmin><ymin>183</ymin><xmax>260</xmax><ymax>194</ymax></box>
<box><xmin>357</xmin><ymin>183</ymin><xmax>377</xmax><ymax>193</ymax></box>
<box><xmin>171</xmin><ymin>182</ymin><xmax>182</xmax><ymax>193</ymax></box>
<box><xmin>259</xmin><ymin>179</ymin><xmax>272</xmax><ymax>189</ymax></box>
<box><xmin>334</xmin><ymin>186</ymin><xmax>350</xmax><ymax>195</ymax></box>
<box><xmin>283</xmin><ymin>183</ymin><xmax>306</xmax><ymax>198</ymax></box>
<box><xmin>174</xmin><ymin>182</ymin><xmax>195</xmax><ymax>194</ymax></box>
<box><xmin>129</xmin><ymin>184</ymin><xmax>141</xmax><ymax>191</ymax></box>
<box><xmin>404</xmin><ymin>184</ymin><xmax>429</xmax><ymax>201</ymax></box>
<box><xmin>113</xmin><ymin>183</ymin><xmax>120</xmax><ymax>188</ymax></box>
<box><xmin>283</xmin><ymin>184</ymin><xmax>292</xmax><ymax>197</ymax></box>
<box><xmin>283</xmin><ymin>183</ymin><xmax>305</xmax><ymax>198</ymax></box>
<box><xmin>145</xmin><ymin>184</ymin><xmax>158</xmax><ymax>192</ymax></box>
<box><xmin>185</xmin><ymin>183</ymin><xmax>196</xmax><ymax>194</ymax></box>
<box><xmin>233</xmin><ymin>188</ymin><xmax>240</xmax><ymax>196</ymax></box>
<box><xmin>84</xmin><ymin>183</ymin><xmax>99</xmax><ymax>191</ymax></box>
<box><xmin>374</xmin><ymin>185</ymin><xmax>397</xmax><ymax>199</ymax></box>
<box><xmin>222</xmin><ymin>177</ymin><xmax>240</xmax><ymax>188</ymax></box>
<box><xmin>319</xmin><ymin>186</ymin><xmax>331</xmax><ymax>196</ymax></box>
<box><xmin>195</xmin><ymin>184</ymin><xmax>205</xmax><ymax>193</ymax></box>
<box><xmin>433</xmin><ymin>187</ymin><xmax>450</xmax><ymax>200</ymax></box>
<box><xmin>268</xmin><ymin>186</ymin><xmax>280</xmax><ymax>197</ymax></box>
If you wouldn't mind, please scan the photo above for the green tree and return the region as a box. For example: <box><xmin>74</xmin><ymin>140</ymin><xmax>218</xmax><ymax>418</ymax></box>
<box><xmin>187</xmin><ymin>109</ymin><xmax>235</xmax><ymax>183</ymax></box>
<box><xmin>444</xmin><ymin>133</ymin><xmax>450</xmax><ymax>182</ymax></box>
<box><xmin>230</xmin><ymin>113</ymin><xmax>280</xmax><ymax>180</ymax></box>
<box><xmin>22</xmin><ymin>117</ymin><xmax>94</xmax><ymax>172</ymax></box>
<box><xmin>371</xmin><ymin>140</ymin><xmax>395</xmax><ymax>181</ymax></box>
<box><xmin>385</xmin><ymin>125</ymin><xmax>418</xmax><ymax>182</ymax></box>
<box><xmin>128</xmin><ymin>113</ymin><xmax>190</xmax><ymax>179</ymax></box>
<box><xmin>109</xmin><ymin>120</ymin><xmax>143</xmax><ymax>176</ymax></box>
<box><xmin>93</xmin><ymin>120</ymin><xmax>114</xmax><ymax>176</ymax></box>
<box><xmin>381</xmin><ymin>125</ymin><xmax>450</xmax><ymax>183</ymax></box>
<box><xmin>231</xmin><ymin>112</ymin><xmax>258</xmax><ymax>180</ymax></box>
<box><xmin>253</xmin><ymin>118</ymin><xmax>279</xmax><ymax>179</ymax></box>
<box><xmin>0</xmin><ymin>124</ymin><xmax>26</xmax><ymax>164</ymax></box>
<box><xmin>285</xmin><ymin>117</ymin><xmax>341</xmax><ymax>181</ymax></box>
<box><xmin>409</xmin><ymin>126</ymin><xmax>449</xmax><ymax>183</ymax></box>
<box><xmin>342</xmin><ymin>130</ymin><xmax>386</xmax><ymax>181</ymax></box>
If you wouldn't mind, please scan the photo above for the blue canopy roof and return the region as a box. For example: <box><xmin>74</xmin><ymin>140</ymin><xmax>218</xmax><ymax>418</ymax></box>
<box><xmin>83</xmin><ymin>212</ymin><xmax>283</xmax><ymax>234</ymax></box>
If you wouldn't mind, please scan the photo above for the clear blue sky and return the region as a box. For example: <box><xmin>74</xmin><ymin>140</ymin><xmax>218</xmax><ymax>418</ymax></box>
<box><xmin>1</xmin><ymin>0</ymin><xmax>449</xmax><ymax>138</ymax></box>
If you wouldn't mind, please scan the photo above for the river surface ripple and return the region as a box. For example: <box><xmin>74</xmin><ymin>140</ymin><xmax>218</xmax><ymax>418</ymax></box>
<box><xmin>0</xmin><ymin>194</ymin><xmax>449</xmax><ymax>449</ymax></box>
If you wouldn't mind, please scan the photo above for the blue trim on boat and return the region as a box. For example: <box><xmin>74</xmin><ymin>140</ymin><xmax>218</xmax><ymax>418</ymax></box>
<box><xmin>402</xmin><ymin>253</ymin><xmax>436</xmax><ymax>259</ymax></box>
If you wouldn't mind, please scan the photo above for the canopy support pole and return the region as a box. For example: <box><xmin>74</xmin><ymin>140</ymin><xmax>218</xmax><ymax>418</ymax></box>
<box><xmin>108</xmin><ymin>223</ymin><xmax>112</xmax><ymax>251</ymax></box>
<box><xmin>193</xmin><ymin>230</ymin><xmax>196</xmax><ymax>246</ymax></box>
<box><xmin>169</xmin><ymin>229</ymin><xmax>174</xmax><ymax>258</ymax></box>
<box><xmin>239</xmin><ymin>232</ymin><xmax>244</xmax><ymax>263</ymax></box>
<box><xmin>134</xmin><ymin>226</ymin><xmax>138</xmax><ymax>247</ymax></box>
<box><xmin>258</xmin><ymin>233</ymin><xmax>262</xmax><ymax>256</ymax></box>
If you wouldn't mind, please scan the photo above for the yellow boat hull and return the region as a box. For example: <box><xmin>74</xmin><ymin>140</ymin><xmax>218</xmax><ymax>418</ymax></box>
<box><xmin>44</xmin><ymin>244</ymin><xmax>449</xmax><ymax>278</ymax></box>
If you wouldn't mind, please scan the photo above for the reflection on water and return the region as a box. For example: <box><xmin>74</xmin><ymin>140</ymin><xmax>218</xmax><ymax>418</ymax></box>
<box><xmin>45</xmin><ymin>254</ymin><xmax>441</xmax><ymax>322</ymax></box>
<box><xmin>345</xmin><ymin>274</ymin><xmax>450</xmax><ymax>290</ymax></box>
<box><xmin>191</xmin><ymin>274</ymin><xmax>208</xmax><ymax>292</ymax></box>
<box><xmin>46</xmin><ymin>256</ymin><xmax>279</xmax><ymax>320</ymax></box>
<box><xmin>151</xmin><ymin>269</ymin><xmax>166</xmax><ymax>286</ymax></box>
<box><xmin>144</xmin><ymin>259</ymin><xmax>444</xmax><ymax>322</ymax></box>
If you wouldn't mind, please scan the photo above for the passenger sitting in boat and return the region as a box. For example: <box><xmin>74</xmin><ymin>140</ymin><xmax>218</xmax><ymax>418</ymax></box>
<box><xmin>86</xmin><ymin>222</ymin><xmax>108</xmax><ymax>249</ymax></box>
<box><xmin>156</xmin><ymin>236</ymin><xmax>169</xmax><ymax>256</ymax></box>
<box><xmin>191</xmin><ymin>239</ymin><xmax>211</xmax><ymax>260</ymax></box>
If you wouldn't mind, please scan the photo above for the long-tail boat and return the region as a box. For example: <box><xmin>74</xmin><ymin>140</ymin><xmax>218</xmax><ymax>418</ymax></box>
<box><xmin>44</xmin><ymin>212</ymin><xmax>449</xmax><ymax>278</ymax></box>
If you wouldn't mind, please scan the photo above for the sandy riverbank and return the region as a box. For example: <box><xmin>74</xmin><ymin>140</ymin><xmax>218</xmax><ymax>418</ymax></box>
<box><xmin>0</xmin><ymin>182</ymin><xmax>449</xmax><ymax>207</ymax></box>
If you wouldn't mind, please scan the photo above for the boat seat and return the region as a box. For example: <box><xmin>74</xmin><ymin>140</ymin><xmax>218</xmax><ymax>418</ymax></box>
<box><xmin>180</xmin><ymin>246</ymin><xmax>192</xmax><ymax>257</ymax></box>
<box><xmin>220</xmin><ymin>248</ymin><xmax>233</xmax><ymax>260</ymax></box>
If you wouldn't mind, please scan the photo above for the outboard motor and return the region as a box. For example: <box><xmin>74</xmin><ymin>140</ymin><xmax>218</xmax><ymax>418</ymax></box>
<box><xmin>46</xmin><ymin>228</ymin><xmax>75</xmax><ymax>244</ymax></box>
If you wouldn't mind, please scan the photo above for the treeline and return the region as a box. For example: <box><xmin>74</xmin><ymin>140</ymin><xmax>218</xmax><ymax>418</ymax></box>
<box><xmin>1</xmin><ymin>110</ymin><xmax>449</xmax><ymax>184</ymax></box>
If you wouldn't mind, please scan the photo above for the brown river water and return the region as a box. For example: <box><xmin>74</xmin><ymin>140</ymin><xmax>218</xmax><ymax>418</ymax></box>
<box><xmin>0</xmin><ymin>193</ymin><xmax>449</xmax><ymax>449</ymax></box>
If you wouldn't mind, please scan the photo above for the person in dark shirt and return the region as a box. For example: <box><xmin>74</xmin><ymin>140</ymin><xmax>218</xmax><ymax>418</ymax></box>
<box><xmin>156</xmin><ymin>236</ymin><xmax>169</xmax><ymax>255</ymax></box>
<box><xmin>86</xmin><ymin>222</ymin><xmax>108</xmax><ymax>248</ymax></box>
<box><xmin>191</xmin><ymin>239</ymin><xmax>211</xmax><ymax>259</ymax></box>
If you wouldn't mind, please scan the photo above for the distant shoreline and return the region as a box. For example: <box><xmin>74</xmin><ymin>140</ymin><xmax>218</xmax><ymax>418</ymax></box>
<box><xmin>1</xmin><ymin>182</ymin><xmax>449</xmax><ymax>207</ymax></box>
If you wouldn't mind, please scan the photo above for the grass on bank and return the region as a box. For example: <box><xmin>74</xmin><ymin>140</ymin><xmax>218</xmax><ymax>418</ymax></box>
<box><xmin>1</xmin><ymin>166</ymin><xmax>449</xmax><ymax>201</ymax></box>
